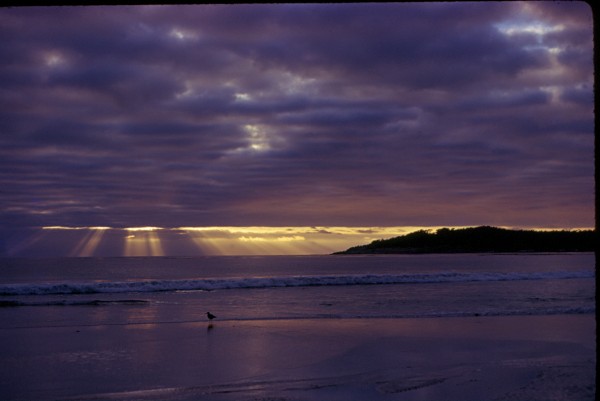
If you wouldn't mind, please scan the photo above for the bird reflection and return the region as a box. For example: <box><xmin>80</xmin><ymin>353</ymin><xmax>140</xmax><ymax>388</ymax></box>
<box><xmin>206</xmin><ymin>311</ymin><xmax>216</xmax><ymax>332</ymax></box>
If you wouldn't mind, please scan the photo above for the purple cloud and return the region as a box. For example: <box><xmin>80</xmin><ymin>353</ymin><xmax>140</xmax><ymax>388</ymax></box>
<box><xmin>0</xmin><ymin>2</ymin><xmax>594</xmax><ymax>252</ymax></box>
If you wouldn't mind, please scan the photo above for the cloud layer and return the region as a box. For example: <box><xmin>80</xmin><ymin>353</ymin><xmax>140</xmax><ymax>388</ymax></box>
<box><xmin>0</xmin><ymin>3</ymin><xmax>594</xmax><ymax>241</ymax></box>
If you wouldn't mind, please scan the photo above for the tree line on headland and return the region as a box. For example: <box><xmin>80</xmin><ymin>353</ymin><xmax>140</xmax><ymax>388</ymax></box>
<box><xmin>335</xmin><ymin>226</ymin><xmax>595</xmax><ymax>254</ymax></box>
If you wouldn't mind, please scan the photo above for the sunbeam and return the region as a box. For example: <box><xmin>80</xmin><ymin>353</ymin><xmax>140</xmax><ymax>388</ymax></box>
<box><xmin>124</xmin><ymin>227</ymin><xmax>165</xmax><ymax>257</ymax></box>
<box><xmin>70</xmin><ymin>227</ymin><xmax>109</xmax><ymax>257</ymax></box>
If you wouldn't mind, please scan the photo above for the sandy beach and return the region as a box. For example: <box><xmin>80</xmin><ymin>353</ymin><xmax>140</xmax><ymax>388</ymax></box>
<box><xmin>0</xmin><ymin>314</ymin><xmax>595</xmax><ymax>401</ymax></box>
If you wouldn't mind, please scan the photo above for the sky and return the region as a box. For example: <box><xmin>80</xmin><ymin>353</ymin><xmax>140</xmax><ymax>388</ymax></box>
<box><xmin>0</xmin><ymin>2</ymin><xmax>594</xmax><ymax>256</ymax></box>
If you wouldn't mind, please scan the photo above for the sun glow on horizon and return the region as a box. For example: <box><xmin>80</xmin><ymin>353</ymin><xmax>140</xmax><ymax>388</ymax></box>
<box><xmin>122</xmin><ymin>226</ymin><xmax>164</xmax><ymax>256</ymax></box>
<box><xmin>15</xmin><ymin>225</ymin><xmax>592</xmax><ymax>257</ymax></box>
<box><xmin>125</xmin><ymin>226</ymin><xmax>163</xmax><ymax>232</ymax></box>
<box><xmin>124</xmin><ymin>231</ymin><xmax>164</xmax><ymax>257</ymax></box>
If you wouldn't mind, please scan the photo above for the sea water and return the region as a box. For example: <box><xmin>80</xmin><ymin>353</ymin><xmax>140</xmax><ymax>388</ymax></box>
<box><xmin>0</xmin><ymin>253</ymin><xmax>594</xmax><ymax>327</ymax></box>
<box><xmin>0</xmin><ymin>253</ymin><xmax>595</xmax><ymax>401</ymax></box>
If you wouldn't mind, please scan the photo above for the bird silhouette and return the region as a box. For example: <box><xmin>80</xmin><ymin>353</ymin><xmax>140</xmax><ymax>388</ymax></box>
<box><xmin>206</xmin><ymin>311</ymin><xmax>216</xmax><ymax>320</ymax></box>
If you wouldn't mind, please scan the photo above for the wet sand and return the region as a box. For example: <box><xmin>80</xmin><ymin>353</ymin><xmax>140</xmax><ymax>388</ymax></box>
<box><xmin>0</xmin><ymin>314</ymin><xmax>595</xmax><ymax>401</ymax></box>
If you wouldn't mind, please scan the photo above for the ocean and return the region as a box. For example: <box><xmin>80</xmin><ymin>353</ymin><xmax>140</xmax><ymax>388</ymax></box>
<box><xmin>0</xmin><ymin>253</ymin><xmax>595</xmax><ymax>401</ymax></box>
<box><xmin>0</xmin><ymin>253</ymin><xmax>594</xmax><ymax>322</ymax></box>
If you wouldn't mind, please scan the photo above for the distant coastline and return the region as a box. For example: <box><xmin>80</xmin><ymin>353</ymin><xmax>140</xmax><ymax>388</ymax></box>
<box><xmin>334</xmin><ymin>226</ymin><xmax>596</xmax><ymax>254</ymax></box>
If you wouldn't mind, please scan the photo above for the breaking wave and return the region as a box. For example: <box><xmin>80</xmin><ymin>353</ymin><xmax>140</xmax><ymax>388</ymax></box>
<box><xmin>0</xmin><ymin>270</ymin><xmax>593</xmax><ymax>296</ymax></box>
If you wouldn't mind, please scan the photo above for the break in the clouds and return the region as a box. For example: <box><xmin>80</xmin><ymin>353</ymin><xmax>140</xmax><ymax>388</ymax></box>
<box><xmin>0</xmin><ymin>3</ymin><xmax>594</xmax><ymax>255</ymax></box>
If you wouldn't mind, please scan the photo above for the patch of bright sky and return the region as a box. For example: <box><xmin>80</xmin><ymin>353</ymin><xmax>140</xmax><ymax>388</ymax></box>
<box><xmin>43</xmin><ymin>50</ymin><xmax>67</xmax><ymax>68</ymax></box>
<box><xmin>278</xmin><ymin>71</ymin><xmax>318</xmax><ymax>95</ymax></box>
<box><xmin>234</xmin><ymin>92</ymin><xmax>252</xmax><ymax>101</ymax></box>
<box><xmin>496</xmin><ymin>21</ymin><xmax>564</xmax><ymax>36</ymax></box>
<box><xmin>494</xmin><ymin>12</ymin><xmax>574</xmax><ymax>103</ymax></box>
<box><xmin>245</xmin><ymin>124</ymin><xmax>271</xmax><ymax>151</ymax></box>
<box><xmin>175</xmin><ymin>81</ymin><xmax>195</xmax><ymax>99</ymax></box>
<box><xmin>43</xmin><ymin>226</ymin><xmax>111</xmax><ymax>230</ymax></box>
<box><xmin>169</xmin><ymin>27</ymin><xmax>199</xmax><ymax>41</ymax></box>
<box><xmin>125</xmin><ymin>226</ymin><xmax>163</xmax><ymax>232</ymax></box>
<box><xmin>495</xmin><ymin>18</ymin><xmax>566</xmax><ymax>57</ymax></box>
<box><xmin>228</xmin><ymin>124</ymin><xmax>273</xmax><ymax>154</ymax></box>
<box><xmin>239</xmin><ymin>235</ymin><xmax>306</xmax><ymax>242</ymax></box>
<box><xmin>495</xmin><ymin>1</ymin><xmax>565</xmax><ymax>38</ymax></box>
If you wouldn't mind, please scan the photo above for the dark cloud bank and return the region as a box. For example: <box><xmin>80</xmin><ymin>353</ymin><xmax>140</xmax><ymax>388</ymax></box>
<box><xmin>0</xmin><ymin>3</ymin><xmax>594</xmax><ymax>247</ymax></box>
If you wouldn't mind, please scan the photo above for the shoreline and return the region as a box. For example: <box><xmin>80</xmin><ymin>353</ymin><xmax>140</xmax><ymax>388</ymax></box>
<box><xmin>0</xmin><ymin>314</ymin><xmax>595</xmax><ymax>401</ymax></box>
